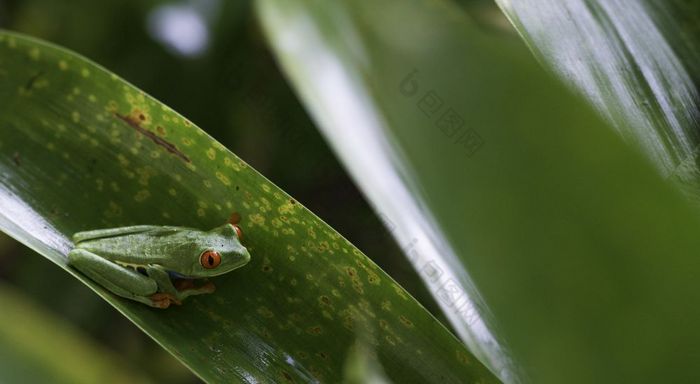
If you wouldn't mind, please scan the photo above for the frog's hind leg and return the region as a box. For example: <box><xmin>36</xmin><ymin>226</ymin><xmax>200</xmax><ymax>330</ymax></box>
<box><xmin>67</xmin><ymin>249</ymin><xmax>167</xmax><ymax>308</ymax></box>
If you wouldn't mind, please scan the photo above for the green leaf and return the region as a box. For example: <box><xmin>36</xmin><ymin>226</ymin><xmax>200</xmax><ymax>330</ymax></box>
<box><xmin>0</xmin><ymin>281</ymin><xmax>153</xmax><ymax>384</ymax></box>
<box><xmin>495</xmin><ymin>0</ymin><xmax>700</xmax><ymax>177</ymax></box>
<box><xmin>0</xmin><ymin>31</ymin><xmax>499</xmax><ymax>383</ymax></box>
<box><xmin>257</xmin><ymin>0</ymin><xmax>700</xmax><ymax>383</ymax></box>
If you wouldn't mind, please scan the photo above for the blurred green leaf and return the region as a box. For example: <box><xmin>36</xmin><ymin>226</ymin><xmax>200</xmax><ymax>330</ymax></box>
<box><xmin>0</xmin><ymin>31</ymin><xmax>500</xmax><ymax>383</ymax></box>
<box><xmin>0</xmin><ymin>281</ymin><xmax>153</xmax><ymax>384</ymax></box>
<box><xmin>257</xmin><ymin>0</ymin><xmax>700</xmax><ymax>383</ymax></box>
<box><xmin>495</xmin><ymin>0</ymin><xmax>700</xmax><ymax>182</ymax></box>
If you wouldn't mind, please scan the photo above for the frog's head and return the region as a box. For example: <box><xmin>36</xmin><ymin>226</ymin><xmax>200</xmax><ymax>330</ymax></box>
<box><xmin>189</xmin><ymin>223</ymin><xmax>250</xmax><ymax>277</ymax></box>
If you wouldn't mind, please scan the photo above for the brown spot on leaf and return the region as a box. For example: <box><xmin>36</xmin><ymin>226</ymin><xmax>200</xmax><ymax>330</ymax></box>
<box><xmin>24</xmin><ymin>71</ymin><xmax>44</xmax><ymax>91</ymax></box>
<box><xmin>114</xmin><ymin>112</ymin><xmax>190</xmax><ymax>163</ymax></box>
<box><xmin>399</xmin><ymin>315</ymin><xmax>414</xmax><ymax>327</ymax></box>
<box><xmin>12</xmin><ymin>152</ymin><xmax>20</xmax><ymax>167</ymax></box>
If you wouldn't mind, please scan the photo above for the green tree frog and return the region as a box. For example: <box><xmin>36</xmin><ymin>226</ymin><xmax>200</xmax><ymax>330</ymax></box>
<box><xmin>67</xmin><ymin>223</ymin><xmax>250</xmax><ymax>308</ymax></box>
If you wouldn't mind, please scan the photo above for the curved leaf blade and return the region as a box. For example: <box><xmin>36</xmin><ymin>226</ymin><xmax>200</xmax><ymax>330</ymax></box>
<box><xmin>495</xmin><ymin>0</ymin><xmax>700</xmax><ymax>176</ymax></box>
<box><xmin>0</xmin><ymin>31</ymin><xmax>499</xmax><ymax>383</ymax></box>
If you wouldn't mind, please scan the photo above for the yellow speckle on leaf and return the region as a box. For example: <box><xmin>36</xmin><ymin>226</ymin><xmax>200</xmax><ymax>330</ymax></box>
<box><xmin>393</xmin><ymin>283</ymin><xmax>409</xmax><ymax>300</ymax></box>
<box><xmin>168</xmin><ymin>188</ymin><xmax>177</xmax><ymax>196</ymax></box>
<box><xmin>399</xmin><ymin>315</ymin><xmax>414</xmax><ymax>328</ymax></box>
<box><xmin>81</xmin><ymin>68</ymin><xmax>90</xmax><ymax>78</ymax></box>
<box><xmin>381</xmin><ymin>300</ymin><xmax>392</xmax><ymax>311</ymax></box>
<box><xmin>29</xmin><ymin>48</ymin><xmax>40</xmax><ymax>60</ymax></box>
<box><xmin>456</xmin><ymin>350</ymin><xmax>471</xmax><ymax>365</ymax></box>
<box><xmin>367</xmin><ymin>271</ymin><xmax>381</xmax><ymax>285</ymax></box>
<box><xmin>106</xmin><ymin>100</ymin><xmax>118</xmax><ymax>112</ymax></box>
<box><xmin>215</xmin><ymin>172</ymin><xmax>230</xmax><ymax>186</ymax></box>
<box><xmin>104</xmin><ymin>201</ymin><xmax>123</xmax><ymax>218</ymax></box>
<box><xmin>136</xmin><ymin>167</ymin><xmax>155</xmax><ymax>186</ymax></box>
<box><xmin>206</xmin><ymin>148</ymin><xmax>216</xmax><ymax>160</ymax></box>
<box><xmin>71</xmin><ymin>111</ymin><xmax>80</xmax><ymax>123</ymax></box>
<box><xmin>88</xmin><ymin>94</ymin><xmax>97</xmax><ymax>103</ymax></box>
<box><xmin>134</xmin><ymin>190</ymin><xmax>151</xmax><ymax>202</ymax></box>
<box><xmin>117</xmin><ymin>154</ymin><xmax>129</xmax><ymax>167</ymax></box>
<box><xmin>250</xmin><ymin>213</ymin><xmax>265</xmax><ymax>226</ymax></box>
<box><xmin>257</xmin><ymin>306</ymin><xmax>274</xmax><ymax>318</ymax></box>
<box><xmin>58</xmin><ymin>60</ymin><xmax>68</xmax><ymax>70</ymax></box>
<box><xmin>278</xmin><ymin>202</ymin><xmax>295</xmax><ymax>215</ymax></box>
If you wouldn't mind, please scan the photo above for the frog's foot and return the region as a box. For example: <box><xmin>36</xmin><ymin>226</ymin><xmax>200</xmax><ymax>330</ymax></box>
<box><xmin>173</xmin><ymin>279</ymin><xmax>195</xmax><ymax>291</ymax></box>
<box><xmin>149</xmin><ymin>292</ymin><xmax>182</xmax><ymax>308</ymax></box>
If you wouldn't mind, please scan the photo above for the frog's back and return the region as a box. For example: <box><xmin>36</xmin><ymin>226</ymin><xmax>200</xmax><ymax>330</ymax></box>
<box><xmin>73</xmin><ymin>226</ymin><xmax>198</xmax><ymax>266</ymax></box>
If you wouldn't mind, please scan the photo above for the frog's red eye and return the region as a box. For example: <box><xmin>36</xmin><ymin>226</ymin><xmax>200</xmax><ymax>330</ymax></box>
<box><xmin>233</xmin><ymin>224</ymin><xmax>242</xmax><ymax>239</ymax></box>
<box><xmin>200</xmin><ymin>250</ymin><xmax>221</xmax><ymax>269</ymax></box>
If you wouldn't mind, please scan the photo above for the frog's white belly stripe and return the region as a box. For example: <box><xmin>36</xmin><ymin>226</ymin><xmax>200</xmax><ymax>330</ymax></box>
<box><xmin>115</xmin><ymin>261</ymin><xmax>148</xmax><ymax>269</ymax></box>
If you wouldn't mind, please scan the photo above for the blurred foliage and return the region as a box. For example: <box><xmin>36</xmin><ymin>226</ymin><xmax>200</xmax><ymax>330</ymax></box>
<box><xmin>0</xmin><ymin>280</ymin><xmax>153</xmax><ymax>384</ymax></box>
<box><xmin>259</xmin><ymin>0</ymin><xmax>700</xmax><ymax>383</ymax></box>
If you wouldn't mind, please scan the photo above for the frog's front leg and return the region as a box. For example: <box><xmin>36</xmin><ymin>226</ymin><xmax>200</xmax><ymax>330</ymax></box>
<box><xmin>146</xmin><ymin>265</ymin><xmax>216</xmax><ymax>303</ymax></box>
<box><xmin>67</xmin><ymin>249</ymin><xmax>171</xmax><ymax>308</ymax></box>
